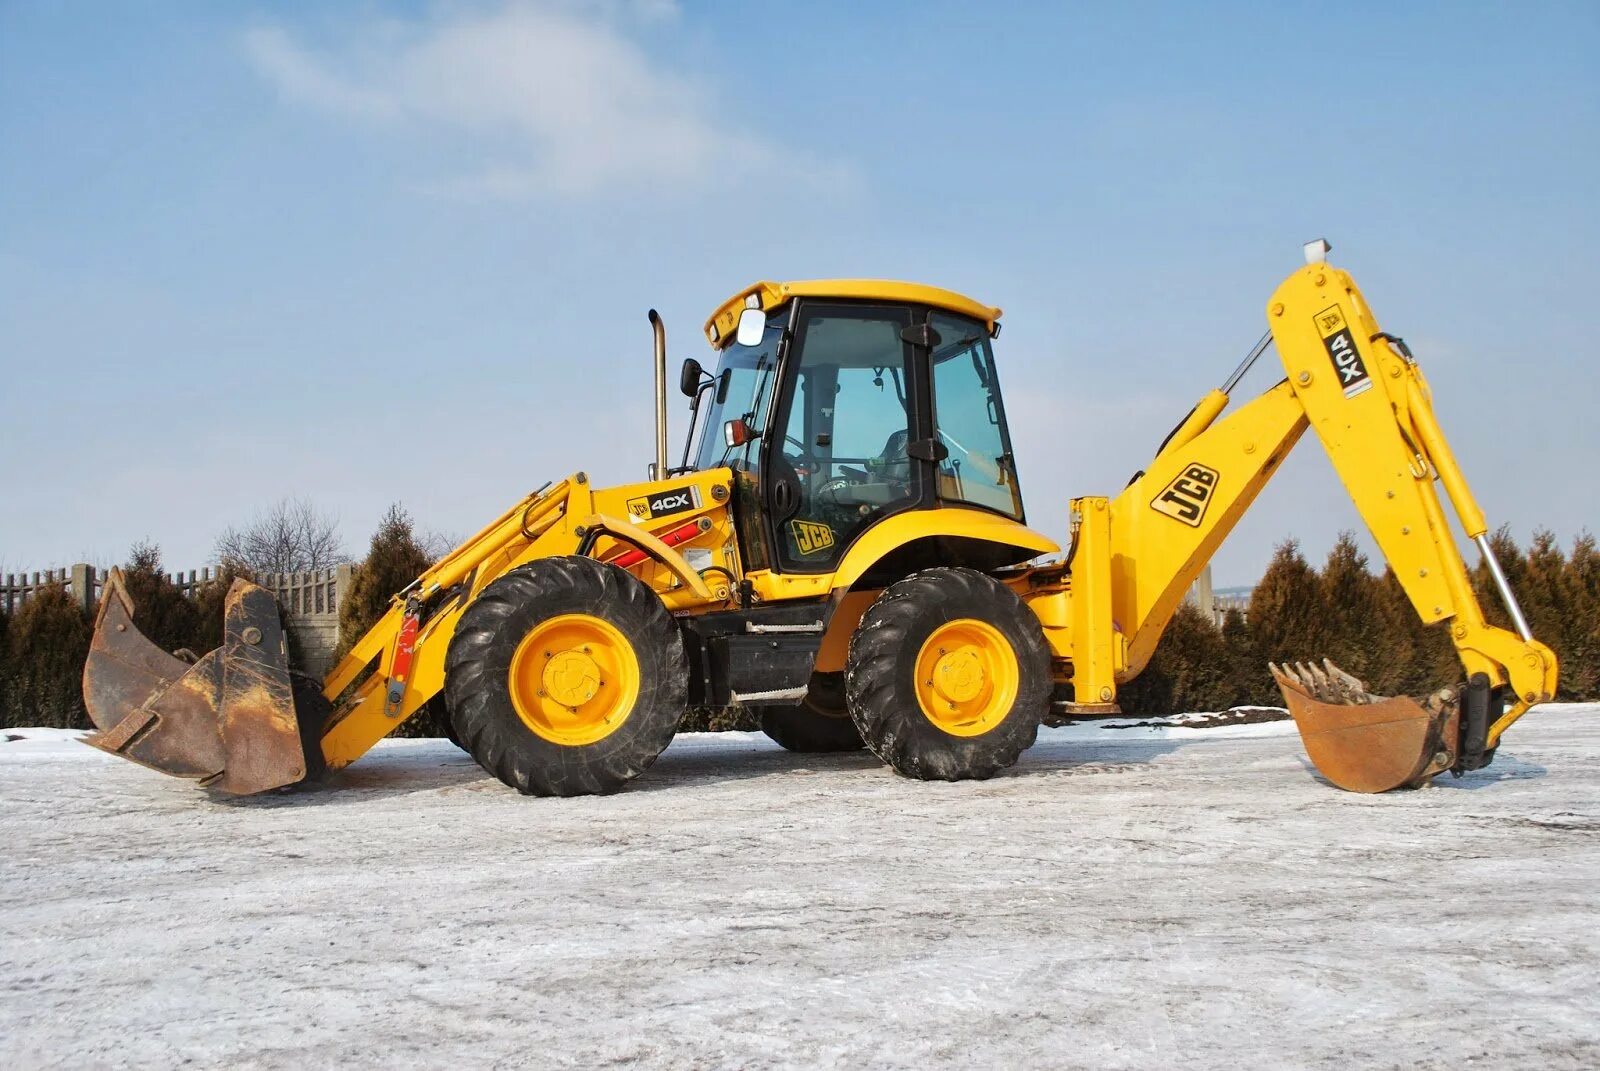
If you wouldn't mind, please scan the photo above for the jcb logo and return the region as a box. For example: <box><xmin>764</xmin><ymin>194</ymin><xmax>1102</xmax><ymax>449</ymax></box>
<box><xmin>1151</xmin><ymin>463</ymin><xmax>1219</xmax><ymax>527</ymax></box>
<box><xmin>1315</xmin><ymin>304</ymin><xmax>1373</xmax><ymax>399</ymax></box>
<box><xmin>791</xmin><ymin>520</ymin><xmax>836</xmax><ymax>556</ymax></box>
<box><xmin>625</xmin><ymin>486</ymin><xmax>700</xmax><ymax>523</ymax></box>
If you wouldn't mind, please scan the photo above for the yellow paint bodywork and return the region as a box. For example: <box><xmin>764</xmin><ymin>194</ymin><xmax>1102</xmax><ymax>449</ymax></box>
<box><xmin>319</xmin><ymin>475</ymin><xmax>1058</xmax><ymax>768</ymax></box>
<box><xmin>1022</xmin><ymin>260</ymin><xmax>1556</xmax><ymax>736</ymax></box>
<box><xmin>704</xmin><ymin>279</ymin><xmax>1002</xmax><ymax>347</ymax></box>
<box><xmin>318</xmin><ymin>468</ymin><xmax>742</xmax><ymax>768</ymax></box>
<box><xmin>746</xmin><ymin>507</ymin><xmax>1057</xmax><ymax>606</ymax></box>
<box><xmin>315</xmin><ymin>257</ymin><xmax>1556</xmax><ymax>776</ymax></box>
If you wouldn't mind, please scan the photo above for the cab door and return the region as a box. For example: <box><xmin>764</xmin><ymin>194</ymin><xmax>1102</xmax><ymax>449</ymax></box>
<box><xmin>761</xmin><ymin>302</ymin><xmax>929</xmax><ymax>572</ymax></box>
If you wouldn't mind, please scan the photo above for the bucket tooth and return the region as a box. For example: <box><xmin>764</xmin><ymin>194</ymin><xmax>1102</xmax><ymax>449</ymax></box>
<box><xmin>1271</xmin><ymin>659</ymin><xmax>1460</xmax><ymax>793</ymax></box>
<box><xmin>81</xmin><ymin>569</ymin><xmax>310</xmax><ymax>795</ymax></box>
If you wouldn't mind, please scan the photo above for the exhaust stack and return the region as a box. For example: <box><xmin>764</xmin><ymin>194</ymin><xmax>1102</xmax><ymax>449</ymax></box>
<box><xmin>649</xmin><ymin>309</ymin><xmax>668</xmax><ymax>480</ymax></box>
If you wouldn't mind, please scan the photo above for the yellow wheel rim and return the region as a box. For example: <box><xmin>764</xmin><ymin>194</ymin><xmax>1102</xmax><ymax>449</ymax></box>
<box><xmin>507</xmin><ymin>614</ymin><xmax>641</xmax><ymax>746</ymax></box>
<box><xmin>913</xmin><ymin>618</ymin><xmax>1019</xmax><ymax>737</ymax></box>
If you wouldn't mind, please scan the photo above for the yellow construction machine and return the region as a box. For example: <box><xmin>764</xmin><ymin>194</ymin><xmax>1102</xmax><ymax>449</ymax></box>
<box><xmin>84</xmin><ymin>242</ymin><xmax>1558</xmax><ymax>796</ymax></box>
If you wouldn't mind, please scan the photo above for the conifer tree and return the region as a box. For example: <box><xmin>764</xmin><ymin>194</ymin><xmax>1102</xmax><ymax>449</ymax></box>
<box><xmin>121</xmin><ymin>542</ymin><xmax>202</xmax><ymax>657</ymax></box>
<box><xmin>1119</xmin><ymin>602</ymin><xmax>1234</xmax><ymax>715</ymax></box>
<box><xmin>2</xmin><ymin>582</ymin><xmax>92</xmax><ymax>730</ymax></box>
<box><xmin>1561</xmin><ymin>531</ymin><xmax>1600</xmax><ymax>697</ymax></box>
<box><xmin>1518</xmin><ymin>530</ymin><xmax>1568</xmax><ymax>686</ymax></box>
<box><xmin>1248</xmin><ymin>539</ymin><xmax>1326</xmax><ymax>665</ymax></box>
<box><xmin>1558</xmin><ymin>533</ymin><xmax>1598</xmax><ymax>700</ymax></box>
<box><xmin>1219</xmin><ymin>606</ymin><xmax>1272</xmax><ymax>705</ymax></box>
<box><xmin>1318</xmin><ymin>533</ymin><xmax>1383</xmax><ymax>682</ymax></box>
<box><xmin>1367</xmin><ymin>567</ymin><xmax>1455</xmax><ymax>695</ymax></box>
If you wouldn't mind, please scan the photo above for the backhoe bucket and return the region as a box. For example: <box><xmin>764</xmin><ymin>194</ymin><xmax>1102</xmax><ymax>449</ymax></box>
<box><xmin>82</xmin><ymin>569</ymin><xmax>314</xmax><ymax>795</ymax></box>
<box><xmin>1270</xmin><ymin>660</ymin><xmax>1460</xmax><ymax>793</ymax></box>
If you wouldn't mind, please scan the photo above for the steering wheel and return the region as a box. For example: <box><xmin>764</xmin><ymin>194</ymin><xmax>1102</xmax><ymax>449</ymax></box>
<box><xmin>782</xmin><ymin>434</ymin><xmax>819</xmax><ymax>476</ymax></box>
<box><xmin>815</xmin><ymin>475</ymin><xmax>857</xmax><ymax>508</ymax></box>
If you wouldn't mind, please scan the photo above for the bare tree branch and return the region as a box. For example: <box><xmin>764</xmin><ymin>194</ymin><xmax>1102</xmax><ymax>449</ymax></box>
<box><xmin>213</xmin><ymin>498</ymin><xmax>346</xmax><ymax>574</ymax></box>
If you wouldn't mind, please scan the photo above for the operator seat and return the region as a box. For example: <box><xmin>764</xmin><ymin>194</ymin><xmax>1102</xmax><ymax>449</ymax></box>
<box><xmin>875</xmin><ymin>428</ymin><xmax>912</xmax><ymax>484</ymax></box>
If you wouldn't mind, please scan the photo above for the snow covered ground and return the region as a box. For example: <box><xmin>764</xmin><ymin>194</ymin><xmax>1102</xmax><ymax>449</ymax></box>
<box><xmin>2</xmin><ymin>705</ymin><xmax>1596</xmax><ymax>1070</ymax></box>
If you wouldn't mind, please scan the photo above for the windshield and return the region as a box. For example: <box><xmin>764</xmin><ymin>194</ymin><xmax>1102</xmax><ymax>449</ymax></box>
<box><xmin>690</xmin><ymin>309</ymin><xmax>784</xmax><ymax>472</ymax></box>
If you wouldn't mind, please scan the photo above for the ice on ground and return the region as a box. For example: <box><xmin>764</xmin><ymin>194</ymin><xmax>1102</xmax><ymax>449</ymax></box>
<box><xmin>0</xmin><ymin>726</ymin><xmax>88</xmax><ymax>745</ymax></box>
<box><xmin>1</xmin><ymin>705</ymin><xmax>1596</xmax><ymax>1069</ymax></box>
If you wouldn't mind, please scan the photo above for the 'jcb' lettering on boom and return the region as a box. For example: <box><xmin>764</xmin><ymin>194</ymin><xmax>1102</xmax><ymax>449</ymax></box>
<box><xmin>1151</xmin><ymin>463</ymin><xmax>1219</xmax><ymax>527</ymax></box>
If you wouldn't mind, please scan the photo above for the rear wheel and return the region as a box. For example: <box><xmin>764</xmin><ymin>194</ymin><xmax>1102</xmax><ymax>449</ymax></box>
<box><xmin>444</xmin><ymin>557</ymin><xmax>687</xmax><ymax>796</ymax></box>
<box><xmin>845</xmin><ymin>567</ymin><xmax>1049</xmax><ymax>781</ymax></box>
<box><xmin>755</xmin><ymin>672</ymin><xmax>863</xmax><ymax>753</ymax></box>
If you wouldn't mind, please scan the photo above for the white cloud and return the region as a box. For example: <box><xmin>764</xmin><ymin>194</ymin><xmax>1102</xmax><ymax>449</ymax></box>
<box><xmin>243</xmin><ymin>26</ymin><xmax>400</xmax><ymax>122</ymax></box>
<box><xmin>242</xmin><ymin>2</ymin><xmax>835</xmax><ymax>198</ymax></box>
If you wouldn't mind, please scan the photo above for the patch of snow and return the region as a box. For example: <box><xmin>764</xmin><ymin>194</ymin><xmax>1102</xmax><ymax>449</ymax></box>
<box><xmin>0</xmin><ymin>726</ymin><xmax>89</xmax><ymax>750</ymax></box>
<box><xmin>1</xmin><ymin>704</ymin><xmax>1596</xmax><ymax>1068</ymax></box>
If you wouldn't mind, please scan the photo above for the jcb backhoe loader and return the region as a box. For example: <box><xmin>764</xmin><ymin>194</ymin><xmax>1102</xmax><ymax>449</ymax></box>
<box><xmin>83</xmin><ymin>242</ymin><xmax>1558</xmax><ymax>797</ymax></box>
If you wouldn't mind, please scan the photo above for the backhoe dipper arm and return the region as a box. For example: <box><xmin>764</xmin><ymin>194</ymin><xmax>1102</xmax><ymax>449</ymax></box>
<box><xmin>1058</xmin><ymin>256</ymin><xmax>1557</xmax><ymax>764</ymax></box>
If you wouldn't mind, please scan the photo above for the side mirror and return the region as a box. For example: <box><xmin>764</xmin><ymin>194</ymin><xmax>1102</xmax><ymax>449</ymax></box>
<box><xmin>679</xmin><ymin>357</ymin><xmax>703</xmax><ymax>398</ymax></box>
<box><xmin>735</xmin><ymin>306</ymin><xmax>766</xmax><ymax>347</ymax></box>
<box><xmin>723</xmin><ymin>417</ymin><xmax>754</xmax><ymax>448</ymax></box>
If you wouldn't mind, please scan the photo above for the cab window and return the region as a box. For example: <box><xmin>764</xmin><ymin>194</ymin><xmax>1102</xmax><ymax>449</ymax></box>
<box><xmin>929</xmin><ymin>311</ymin><xmax>1022</xmax><ymax>519</ymax></box>
<box><xmin>767</xmin><ymin>303</ymin><xmax>917</xmax><ymax>571</ymax></box>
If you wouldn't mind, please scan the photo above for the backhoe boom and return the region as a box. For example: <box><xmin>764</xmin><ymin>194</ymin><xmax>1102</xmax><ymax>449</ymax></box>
<box><xmin>1033</xmin><ymin>252</ymin><xmax>1558</xmax><ymax>788</ymax></box>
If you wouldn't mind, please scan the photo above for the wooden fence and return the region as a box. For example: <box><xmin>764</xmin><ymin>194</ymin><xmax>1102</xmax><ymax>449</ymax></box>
<box><xmin>1</xmin><ymin>563</ymin><xmax>351</xmax><ymax>675</ymax></box>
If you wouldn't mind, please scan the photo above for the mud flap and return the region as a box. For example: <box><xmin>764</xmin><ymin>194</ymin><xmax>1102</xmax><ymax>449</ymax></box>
<box><xmin>1270</xmin><ymin>659</ymin><xmax>1461</xmax><ymax>793</ymax></box>
<box><xmin>82</xmin><ymin>569</ymin><xmax>315</xmax><ymax>795</ymax></box>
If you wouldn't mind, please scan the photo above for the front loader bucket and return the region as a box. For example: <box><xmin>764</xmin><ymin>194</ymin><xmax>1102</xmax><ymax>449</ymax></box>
<box><xmin>83</xmin><ymin>569</ymin><xmax>317</xmax><ymax>795</ymax></box>
<box><xmin>1270</xmin><ymin>660</ymin><xmax>1460</xmax><ymax>793</ymax></box>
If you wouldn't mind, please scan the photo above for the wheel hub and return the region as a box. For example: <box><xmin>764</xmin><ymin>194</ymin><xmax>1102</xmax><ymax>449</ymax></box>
<box><xmin>507</xmin><ymin>614</ymin><xmax>641</xmax><ymax>746</ymax></box>
<box><xmin>913</xmin><ymin>618</ymin><xmax>1019</xmax><ymax>737</ymax></box>
<box><xmin>931</xmin><ymin>645</ymin><xmax>986</xmax><ymax>703</ymax></box>
<box><xmin>543</xmin><ymin>650</ymin><xmax>602</xmax><ymax>707</ymax></box>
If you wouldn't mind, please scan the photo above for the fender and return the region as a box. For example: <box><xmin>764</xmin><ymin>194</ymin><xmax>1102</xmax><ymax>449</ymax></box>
<box><xmin>807</xmin><ymin>507</ymin><xmax>1060</xmax><ymax>673</ymax></box>
<box><xmin>830</xmin><ymin>507</ymin><xmax>1058</xmax><ymax>591</ymax></box>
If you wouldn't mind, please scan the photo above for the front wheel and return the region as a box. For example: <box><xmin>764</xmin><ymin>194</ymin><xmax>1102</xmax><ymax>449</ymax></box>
<box><xmin>845</xmin><ymin>567</ymin><xmax>1049</xmax><ymax>781</ymax></box>
<box><xmin>444</xmin><ymin>557</ymin><xmax>687</xmax><ymax>796</ymax></box>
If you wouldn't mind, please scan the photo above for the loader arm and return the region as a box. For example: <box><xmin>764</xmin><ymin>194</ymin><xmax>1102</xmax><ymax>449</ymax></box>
<box><xmin>1038</xmin><ymin>255</ymin><xmax>1557</xmax><ymax>787</ymax></box>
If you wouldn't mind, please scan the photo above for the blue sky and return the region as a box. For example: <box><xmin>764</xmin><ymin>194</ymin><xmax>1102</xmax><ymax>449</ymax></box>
<box><xmin>2</xmin><ymin>1</ymin><xmax>1596</xmax><ymax>585</ymax></box>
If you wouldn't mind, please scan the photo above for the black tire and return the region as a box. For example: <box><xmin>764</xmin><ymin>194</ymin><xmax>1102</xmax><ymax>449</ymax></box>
<box><xmin>441</xmin><ymin>707</ymin><xmax>464</xmax><ymax>750</ymax></box>
<box><xmin>845</xmin><ymin>567</ymin><xmax>1049</xmax><ymax>781</ymax></box>
<box><xmin>444</xmin><ymin>557</ymin><xmax>687</xmax><ymax>796</ymax></box>
<box><xmin>433</xmin><ymin>696</ymin><xmax>465</xmax><ymax>751</ymax></box>
<box><xmin>755</xmin><ymin>672</ymin><xmax>864</xmax><ymax>753</ymax></box>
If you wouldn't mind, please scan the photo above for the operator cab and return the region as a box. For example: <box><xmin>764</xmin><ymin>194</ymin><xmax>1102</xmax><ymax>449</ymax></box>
<box><xmin>681</xmin><ymin>280</ymin><xmax>1023</xmax><ymax>574</ymax></box>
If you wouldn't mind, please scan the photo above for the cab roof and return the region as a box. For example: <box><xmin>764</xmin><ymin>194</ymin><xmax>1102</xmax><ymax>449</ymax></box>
<box><xmin>703</xmin><ymin>279</ymin><xmax>1002</xmax><ymax>348</ymax></box>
